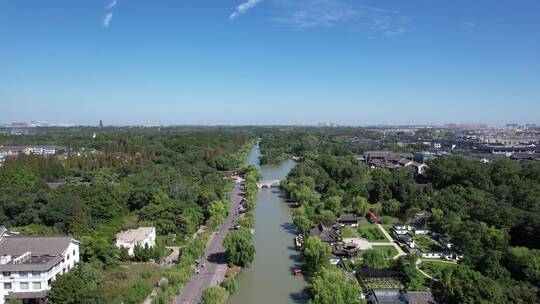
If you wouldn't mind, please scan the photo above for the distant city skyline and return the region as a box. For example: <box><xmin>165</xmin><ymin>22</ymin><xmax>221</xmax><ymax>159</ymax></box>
<box><xmin>1</xmin><ymin>120</ymin><xmax>537</xmax><ymax>128</ymax></box>
<box><xmin>2</xmin><ymin>0</ymin><xmax>540</xmax><ymax>125</ymax></box>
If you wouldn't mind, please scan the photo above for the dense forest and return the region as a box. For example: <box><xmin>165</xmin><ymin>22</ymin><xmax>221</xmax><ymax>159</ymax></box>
<box><xmin>260</xmin><ymin>130</ymin><xmax>540</xmax><ymax>304</ymax></box>
<box><xmin>2</xmin><ymin>127</ymin><xmax>540</xmax><ymax>303</ymax></box>
<box><xmin>0</xmin><ymin>127</ymin><xmax>256</xmax><ymax>303</ymax></box>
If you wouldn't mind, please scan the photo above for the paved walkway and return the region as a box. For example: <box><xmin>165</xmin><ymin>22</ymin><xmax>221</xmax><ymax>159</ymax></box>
<box><xmin>143</xmin><ymin>277</ymin><xmax>167</xmax><ymax>304</ymax></box>
<box><xmin>415</xmin><ymin>259</ymin><xmax>436</xmax><ymax>281</ymax></box>
<box><xmin>174</xmin><ymin>183</ymin><xmax>242</xmax><ymax>304</ymax></box>
<box><xmin>375</xmin><ymin>224</ymin><xmax>406</xmax><ymax>260</ymax></box>
<box><xmin>159</xmin><ymin>246</ymin><xmax>180</xmax><ymax>268</ymax></box>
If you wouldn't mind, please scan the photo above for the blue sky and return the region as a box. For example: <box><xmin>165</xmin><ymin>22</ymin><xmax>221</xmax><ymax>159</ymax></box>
<box><xmin>1</xmin><ymin>0</ymin><xmax>539</xmax><ymax>125</ymax></box>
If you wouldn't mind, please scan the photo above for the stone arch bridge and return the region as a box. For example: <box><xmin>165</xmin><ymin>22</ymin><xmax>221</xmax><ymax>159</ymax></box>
<box><xmin>256</xmin><ymin>179</ymin><xmax>282</xmax><ymax>189</ymax></box>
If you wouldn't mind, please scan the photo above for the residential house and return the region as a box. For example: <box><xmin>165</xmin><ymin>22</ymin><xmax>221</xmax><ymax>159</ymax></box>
<box><xmin>115</xmin><ymin>227</ymin><xmax>156</xmax><ymax>256</ymax></box>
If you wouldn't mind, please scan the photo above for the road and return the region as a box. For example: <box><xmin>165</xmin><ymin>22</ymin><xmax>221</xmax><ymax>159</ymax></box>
<box><xmin>375</xmin><ymin>223</ymin><xmax>407</xmax><ymax>260</ymax></box>
<box><xmin>175</xmin><ymin>182</ymin><xmax>242</xmax><ymax>304</ymax></box>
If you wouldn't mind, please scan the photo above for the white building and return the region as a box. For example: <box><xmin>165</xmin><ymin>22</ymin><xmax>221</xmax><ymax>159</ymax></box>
<box><xmin>22</xmin><ymin>146</ymin><xmax>57</xmax><ymax>156</ymax></box>
<box><xmin>0</xmin><ymin>230</ymin><xmax>79</xmax><ymax>304</ymax></box>
<box><xmin>115</xmin><ymin>227</ymin><xmax>156</xmax><ymax>256</ymax></box>
<box><xmin>0</xmin><ymin>146</ymin><xmax>60</xmax><ymax>167</ymax></box>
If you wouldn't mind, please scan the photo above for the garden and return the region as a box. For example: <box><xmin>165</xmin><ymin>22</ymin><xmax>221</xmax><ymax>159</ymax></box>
<box><xmin>413</xmin><ymin>235</ymin><xmax>446</xmax><ymax>252</ymax></box>
<box><xmin>357</xmin><ymin>224</ymin><xmax>387</xmax><ymax>242</ymax></box>
<box><xmin>418</xmin><ymin>260</ymin><xmax>457</xmax><ymax>280</ymax></box>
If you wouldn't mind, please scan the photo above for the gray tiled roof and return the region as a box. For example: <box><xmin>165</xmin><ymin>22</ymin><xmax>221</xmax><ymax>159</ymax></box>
<box><xmin>0</xmin><ymin>236</ymin><xmax>75</xmax><ymax>256</ymax></box>
<box><xmin>309</xmin><ymin>224</ymin><xmax>341</xmax><ymax>243</ymax></box>
<box><xmin>407</xmin><ymin>291</ymin><xmax>435</xmax><ymax>304</ymax></box>
<box><xmin>0</xmin><ymin>255</ymin><xmax>63</xmax><ymax>272</ymax></box>
<box><xmin>6</xmin><ymin>291</ymin><xmax>47</xmax><ymax>299</ymax></box>
<box><xmin>337</xmin><ymin>214</ymin><xmax>358</xmax><ymax>222</ymax></box>
<box><xmin>0</xmin><ymin>236</ymin><xmax>76</xmax><ymax>272</ymax></box>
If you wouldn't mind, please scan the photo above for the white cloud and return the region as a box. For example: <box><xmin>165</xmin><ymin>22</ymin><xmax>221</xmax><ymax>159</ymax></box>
<box><xmin>103</xmin><ymin>0</ymin><xmax>118</xmax><ymax>28</ymax></box>
<box><xmin>270</xmin><ymin>0</ymin><xmax>412</xmax><ymax>35</ymax></box>
<box><xmin>460</xmin><ymin>21</ymin><xmax>477</xmax><ymax>28</ymax></box>
<box><xmin>103</xmin><ymin>12</ymin><xmax>113</xmax><ymax>27</ymax></box>
<box><xmin>106</xmin><ymin>0</ymin><xmax>118</xmax><ymax>10</ymax></box>
<box><xmin>229</xmin><ymin>0</ymin><xmax>264</xmax><ymax>20</ymax></box>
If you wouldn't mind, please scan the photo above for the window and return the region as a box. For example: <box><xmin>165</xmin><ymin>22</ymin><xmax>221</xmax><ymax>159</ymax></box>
<box><xmin>20</xmin><ymin>271</ymin><xmax>28</xmax><ymax>277</ymax></box>
<box><xmin>2</xmin><ymin>272</ymin><xmax>10</xmax><ymax>277</ymax></box>
<box><xmin>32</xmin><ymin>282</ymin><xmax>41</xmax><ymax>289</ymax></box>
<box><xmin>67</xmin><ymin>253</ymin><xmax>70</xmax><ymax>260</ymax></box>
<box><xmin>4</xmin><ymin>283</ymin><xmax>12</xmax><ymax>289</ymax></box>
<box><xmin>20</xmin><ymin>282</ymin><xmax>29</xmax><ymax>290</ymax></box>
<box><xmin>32</xmin><ymin>271</ymin><xmax>40</xmax><ymax>277</ymax></box>
<box><xmin>73</xmin><ymin>249</ymin><xmax>76</xmax><ymax>256</ymax></box>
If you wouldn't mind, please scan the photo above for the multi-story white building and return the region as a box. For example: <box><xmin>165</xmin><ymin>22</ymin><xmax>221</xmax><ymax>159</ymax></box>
<box><xmin>115</xmin><ymin>227</ymin><xmax>156</xmax><ymax>256</ymax></box>
<box><xmin>22</xmin><ymin>146</ymin><xmax>57</xmax><ymax>156</ymax></box>
<box><xmin>0</xmin><ymin>229</ymin><xmax>79</xmax><ymax>304</ymax></box>
<box><xmin>0</xmin><ymin>146</ymin><xmax>60</xmax><ymax>167</ymax></box>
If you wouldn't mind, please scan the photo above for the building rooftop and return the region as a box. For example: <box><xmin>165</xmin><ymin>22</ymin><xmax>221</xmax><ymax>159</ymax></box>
<box><xmin>116</xmin><ymin>227</ymin><xmax>155</xmax><ymax>243</ymax></box>
<box><xmin>0</xmin><ymin>236</ymin><xmax>74</xmax><ymax>256</ymax></box>
<box><xmin>0</xmin><ymin>255</ymin><xmax>63</xmax><ymax>272</ymax></box>
<box><xmin>309</xmin><ymin>224</ymin><xmax>341</xmax><ymax>243</ymax></box>
<box><xmin>0</xmin><ymin>235</ymin><xmax>76</xmax><ymax>272</ymax></box>
<box><xmin>370</xmin><ymin>288</ymin><xmax>408</xmax><ymax>304</ymax></box>
<box><xmin>407</xmin><ymin>291</ymin><xmax>435</xmax><ymax>304</ymax></box>
<box><xmin>6</xmin><ymin>291</ymin><xmax>47</xmax><ymax>300</ymax></box>
<box><xmin>337</xmin><ymin>213</ymin><xmax>358</xmax><ymax>223</ymax></box>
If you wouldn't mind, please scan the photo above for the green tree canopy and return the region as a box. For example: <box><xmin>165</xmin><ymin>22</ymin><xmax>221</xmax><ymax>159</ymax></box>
<box><xmin>303</xmin><ymin>236</ymin><xmax>331</xmax><ymax>273</ymax></box>
<box><xmin>224</xmin><ymin>228</ymin><xmax>255</xmax><ymax>267</ymax></box>
<box><xmin>360</xmin><ymin>249</ymin><xmax>389</xmax><ymax>269</ymax></box>
<box><xmin>201</xmin><ymin>286</ymin><xmax>228</xmax><ymax>304</ymax></box>
<box><xmin>310</xmin><ymin>267</ymin><xmax>364</xmax><ymax>304</ymax></box>
<box><xmin>48</xmin><ymin>264</ymin><xmax>106</xmax><ymax>304</ymax></box>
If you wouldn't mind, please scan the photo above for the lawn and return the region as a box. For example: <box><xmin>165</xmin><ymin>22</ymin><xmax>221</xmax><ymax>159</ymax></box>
<box><xmin>382</xmin><ymin>224</ymin><xmax>394</xmax><ymax>236</ymax></box>
<box><xmin>413</xmin><ymin>235</ymin><xmax>446</xmax><ymax>252</ymax></box>
<box><xmin>419</xmin><ymin>260</ymin><xmax>457</xmax><ymax>280</ymax></box>
<box><xmin>371</xmin><ymin>245</ymin><xmax>399</xmax><ymax>258</ymax></box>
<box><xmin>103</xmin><ymin>262</ymin><xmax>163</xmax><ymax>304</ymax></box>
<box><xmin>408</xmin><ymin>275</ymin><xmax>432</xmax><ymax>292</ymax></box>
<box><xmin>357</xmin><ymin>224</ymin><xmax>387</xmax><ymax>242</ymax></box>
<box><xmin>341</xmin><ymin>226</ymin><xmax>361</xmax><ymax>238</ymax></box>
<box><xmin>379</xmin><ymin>216</ymin><xmax>401</xmax><ymax>225</ymax></box>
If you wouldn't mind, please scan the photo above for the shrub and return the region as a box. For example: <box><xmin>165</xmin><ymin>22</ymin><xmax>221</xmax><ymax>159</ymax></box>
<box><xmin>122</xmin><ymin>281</ymin><xmax>152</xmax><ymax>304</ymax></box>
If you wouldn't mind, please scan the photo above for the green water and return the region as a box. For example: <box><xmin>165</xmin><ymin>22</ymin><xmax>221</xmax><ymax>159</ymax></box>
<box><xmin>228</xmin><ymin>144</ymin><xmax>308</xmax><ymax>304</ymax></box>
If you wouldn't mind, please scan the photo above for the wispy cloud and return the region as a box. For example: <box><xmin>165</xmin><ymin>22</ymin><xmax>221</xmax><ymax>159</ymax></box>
<box><xmin>229</xmin><ymin>0</ymin><xmax>264</xmax><ymax>20</ymax></box>
<box><xmin>103</xmin><ymin>12</ymin><xmax>113</xmax><ymax>27</ymax></box>
<box><xmin>460</xmin><ymin>21</ymin><xmax>477</xmax><ymax>28</ymax></box>
<box><xmin>106</xmin><ymin>0</ymin><xmax>118</xmax><ymax>10</ymax></box>
<box><xmin>103</xmin><ymin>0</ymin><xmax>118</xmax><ymax>28</ymax></box>
<box><xmin>270</xmin><ymin>0</ymin><xmax>412</xmax><ymax>35</ymax></box>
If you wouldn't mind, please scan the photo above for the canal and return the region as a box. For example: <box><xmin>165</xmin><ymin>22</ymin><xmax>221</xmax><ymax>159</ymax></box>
<box><xmin>228</xmin><ymin>144</ymin><xmax>309</xmax><ymax>304</ymax></box>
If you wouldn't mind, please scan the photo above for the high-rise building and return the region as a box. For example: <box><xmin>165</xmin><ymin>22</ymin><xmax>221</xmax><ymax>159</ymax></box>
<box><xmin>99</xmin><ymin>120</ymin><xmax>103</xmax><ymax>128</ymax></box>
